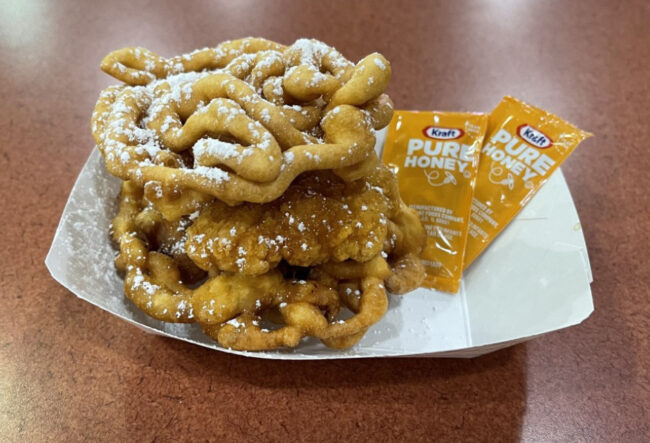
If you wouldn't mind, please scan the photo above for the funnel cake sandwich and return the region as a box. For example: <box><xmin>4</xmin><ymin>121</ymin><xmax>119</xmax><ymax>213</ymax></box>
<box><xmin>93</xmin><ymin>38</ymin><xmax>426</xmax><ymax>351</ymax></box>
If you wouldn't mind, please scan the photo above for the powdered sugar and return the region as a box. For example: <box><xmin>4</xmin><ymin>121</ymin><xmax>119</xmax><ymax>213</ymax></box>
<box><xmin>259</xmin><ymin>107</ymin><xmax>271</xmax><ymax>124</ymax></box>
<box><xmin>191</xmin><ymin>166</ymin><xmax>230</xmax><ymax>184</ymax></box>
<box><xmin>130</xmin><ymin>269</ymin><xmax>160</xmax><ymax>295</ymax></box>
<box><xmin>226</xmin><ymin>318</ymin><xmax>244</xmax><ymax>328</ymax></box>
<box><xmin>373</xmin><ymin>57</ymin><xmax>386</xmax><ymax>71</ymax></box>
<box><xmin>291</xmin><ymin>38</ymin><xmax>331</xmax><ymax>65</ymax></box>
<box><xmin>193</xmin><ymin>138</ymin><xmax>253</xmax><ymax>165</ymax></box>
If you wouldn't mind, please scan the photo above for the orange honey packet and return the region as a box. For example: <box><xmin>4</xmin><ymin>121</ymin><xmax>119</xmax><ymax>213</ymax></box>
<box><xmin>383</xmin><ymin>111</ymin><xmax>488</xmax><ymax>293</ymax></box>
<box><xmin>464</xmin><ymin>96</ymin><xmax>592</xmax><ymax>268</ymax></box>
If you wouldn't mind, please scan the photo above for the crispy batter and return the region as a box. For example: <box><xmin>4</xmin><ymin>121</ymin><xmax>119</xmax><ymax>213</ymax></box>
<box><xmin>112</xmin><ymin>181</ymin><xmax>196</xmax><ymax>323</ymax></box>
<box><xmin>385</xmin><ymin>253</ymin><xmax>426</xmax><ymax>294</ymax></box>
<box><xmin>186</xmin><ymin>169</ymin><xmax>393</xmax><ymax>274</ymax></box>
<box><xmin>198</xmin><ymin>269</ymin><xmax>388</xmax><ymax>351</ymax></box>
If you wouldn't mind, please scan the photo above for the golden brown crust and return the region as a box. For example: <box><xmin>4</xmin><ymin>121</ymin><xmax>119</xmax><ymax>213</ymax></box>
<box><xmin>185</xmin><ymin>170</ymin><xmax>392</xmax><ymax>274</ymax></box>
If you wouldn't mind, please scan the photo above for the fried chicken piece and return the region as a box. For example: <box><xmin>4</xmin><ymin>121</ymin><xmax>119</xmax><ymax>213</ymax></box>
<box><xmin>133</xmin><ymin>206</ymin><xmax>206</xmax><ymax>284</ymax></box>
<box><xmin>186</xmin><ymin>169</ymin><xmax>395</xmax><ymax>275</ymax></box>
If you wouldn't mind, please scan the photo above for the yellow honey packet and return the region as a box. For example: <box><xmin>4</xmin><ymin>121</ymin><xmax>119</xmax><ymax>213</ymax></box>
<box><xmin>383</xmin><ymin>111</ymin><xmax>488</xmax><ymax>293</ymax></box>
<box><xmin>464</xmin><ymin>96</ymin><xmax>592</xmax><ymax>268</ymax></box>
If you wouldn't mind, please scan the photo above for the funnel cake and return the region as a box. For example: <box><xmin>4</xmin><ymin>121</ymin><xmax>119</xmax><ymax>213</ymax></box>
<box><xmin>92</xmin><ymin>38</ymin><xmax>394</xmax><ymax>205</ymax></box>
<box><xmin>111</xmin><ymin>173</ymin><xmax>424</xmax><ymax>351</ymax></box>
<box><xmin>96</xmin><ymin>38</ymin><xmax>426</xmax><ymax>351</ymax></box>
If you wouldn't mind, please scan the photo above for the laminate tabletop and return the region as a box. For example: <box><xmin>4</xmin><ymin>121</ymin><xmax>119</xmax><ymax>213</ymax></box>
<box><xmin>1</xmin><ymin>1</ymin><xmax>648</xmax><ymax>441</ymax></box>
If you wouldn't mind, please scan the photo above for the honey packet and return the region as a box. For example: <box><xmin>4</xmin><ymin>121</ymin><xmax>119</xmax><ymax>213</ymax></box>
<box><xmin>464</xmin><ymin>96</ymin><xmax>592</xmax><ymax>268</ymax></box>
<box><xmin>383</xmin><ymin>111</ymin><xmax>488</xmax><ymax>293</ymax></box>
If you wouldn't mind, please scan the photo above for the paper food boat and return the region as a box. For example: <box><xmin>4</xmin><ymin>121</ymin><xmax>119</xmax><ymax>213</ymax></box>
<box><xmin>46</xmin><ymin>130</ymin><xmax>594</xmax><ymax>359</ymax></box>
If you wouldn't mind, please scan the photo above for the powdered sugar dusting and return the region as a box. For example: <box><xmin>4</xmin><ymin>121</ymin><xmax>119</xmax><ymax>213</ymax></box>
<box><xmin>192</xmin><ymin>166</ymin><xmax>230</xmax><ymax>184</ymax></box>
<box><xmin>193</xmin><ymin>138</ymin><xmax>253</xmax><ymax>166</ymax></box>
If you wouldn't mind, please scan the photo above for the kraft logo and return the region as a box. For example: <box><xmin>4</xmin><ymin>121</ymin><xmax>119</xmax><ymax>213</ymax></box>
<box><xmin>422</xmin><ymin>126</ymin><xmax>464</xmax><ymax>140</ymax></box>
<box><xmin>517</xmin><ymin>124</ymin><xmax>553</xmax><ymax>149</ymax></box>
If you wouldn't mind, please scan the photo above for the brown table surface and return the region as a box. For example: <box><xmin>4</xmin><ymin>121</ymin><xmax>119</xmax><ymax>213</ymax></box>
<box><xmin>1</xmin><ymin>0</ymin><xmax>648</xmax><ymax>441</ymax></box>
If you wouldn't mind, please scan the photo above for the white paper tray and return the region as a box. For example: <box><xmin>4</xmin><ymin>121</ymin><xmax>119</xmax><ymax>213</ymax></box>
<box><xmin>46</xmin><ymin>133</ymin><xmax>593</xmax><ymax>359</ymax></box>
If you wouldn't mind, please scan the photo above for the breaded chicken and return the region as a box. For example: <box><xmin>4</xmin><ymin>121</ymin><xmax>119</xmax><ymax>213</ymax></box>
<box><xmin>186</xmin><ymin>168</ymin><xmax>398</xmax><ymax>274</ymax></box>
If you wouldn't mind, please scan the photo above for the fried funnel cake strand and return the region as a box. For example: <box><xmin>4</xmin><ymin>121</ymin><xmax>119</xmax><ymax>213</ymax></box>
<box><xmin>384</xmin><ymin>202</ymin><xmax>428</xmax><ymax>294</ymax></box>
<box><xmin>101</xmin><ymin>38</ymin><xmax>287</xmax><ymax>86</ymax></box>
<box><xmin>92</xmin><ymin>38</ymin><xmax>394</xmax><ymax>204</ymax></box>
<box><xmin>101</xmin><ymin>37</ymin><xmax>389</xmax><ymax>115</ymax></box>
<box><xmin>197</xmin><ymin>257</ymin><xmax>390</xmax><ymax>351</ymax></box>
<box><xmin>112</xmin><ymin>181</ymin><xmax>197</xmax><ymax>323</ymax></box>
